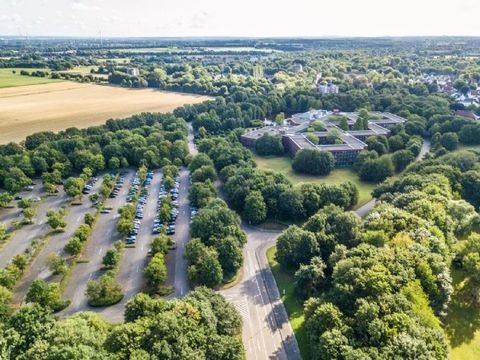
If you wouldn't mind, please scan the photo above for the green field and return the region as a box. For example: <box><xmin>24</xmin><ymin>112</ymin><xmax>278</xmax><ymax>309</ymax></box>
<box><xmin>252</xmin><ymin>154</ymin><xmax>376</xmax><ymax>208</ymax></box>
<box><xmin>445</xmin><ymin>269</ymin><xmax>480</xmax><ymax>360</ymax></box>
<box><xmin>0</xmin><ymin>68</ymin><xmax>61</xmax><ymax>88</ymax></box>
<box><xmin>455</xmin><ymin>144</ymin><xmax>480</xmax><ymax>153</ymax></box>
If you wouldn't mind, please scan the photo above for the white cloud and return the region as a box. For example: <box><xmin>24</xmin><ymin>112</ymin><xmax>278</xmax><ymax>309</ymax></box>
<box><xmin>190</xmin><ymin>11</ymin><xmax>209</xmax><ymax>29</ymax></box>
<box><xmin>2</xmin><ymin>0</ymin><xmax>480</xmax><ymax>37</ymax></box>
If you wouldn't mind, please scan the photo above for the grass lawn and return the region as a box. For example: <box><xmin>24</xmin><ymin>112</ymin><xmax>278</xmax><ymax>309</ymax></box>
<box><xmin>0</xmin><ymin>68</ymin><xmax>61</xmax><ymax>88</ymax></box>
<box><xmin>455</xmin><ymin>144</ymin><xmax>480</xmax><ymax>153</ymax></box>
<box><xmin>267</xmin><ymin>246</ymin><xmax>310</xmax><ymax>359</ymax></box>
<box><xmin>252</xmin><ymin>153</ymin><xmax>376</xmax><ymax>208</ymax></box>
<box><xmin>445</xmin><ymin>269</ymin><xmax>480</xmax><ymax>360</ymax></box>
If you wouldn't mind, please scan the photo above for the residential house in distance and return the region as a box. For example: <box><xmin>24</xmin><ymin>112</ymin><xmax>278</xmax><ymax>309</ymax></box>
<box><xmin>452</xmin><ymin>92</ymin><xmax>480</xmax><ymax>108</ymax></box>
<box><xmin>126</xmin><ymin>67</ymin><xmax>140</xmax><ymax>76</ymax></box>
<box><xmin>455</xmin><ymin>110</ymin><xmax>479</xmax><ymax>120</ymax></box>
<box><xmin>318</xmin><ymin>81</ymin><xmax>339</xmax><ymax>94</ymax></box>
<box><xmin>241</xmin><ymin>110</ymin><xmax>407</xmax><ymax>167</ymax></box>
<box><xmin>291</xmin><ymin>63</ymin><xmax>303</xmax><ymax>73</ymax></box>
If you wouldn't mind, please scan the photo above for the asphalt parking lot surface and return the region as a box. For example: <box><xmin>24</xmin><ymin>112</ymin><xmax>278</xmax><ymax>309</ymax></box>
<box><xmin>166</xmin><ymin>168</ymin><xmax>191</xmax><ymax>298</ymax></box>
<box><xmin>95</xmin><ymin>169</ymin><xmax>163</xmax><ymax>322</ymax></box>
<box><xmin>0</xmin><ymin>189</ymin><xmax>67</xmax><ymax>269</ymax></box>
<box><xmin>13</xmin><ymin>177</ymin><xmax>103</xmax><ymax>304</ymax></box>
<box><xmin>60</xmin><ymin>170</ymin><xmax>135</xmax><ymax>316</ymax></box>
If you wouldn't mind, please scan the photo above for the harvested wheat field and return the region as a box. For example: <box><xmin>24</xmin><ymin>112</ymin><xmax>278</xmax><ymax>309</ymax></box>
<box><xmin>0</xmin><ymin>82</ymin><xmax>210</xmax><ymax>144</ymax></box>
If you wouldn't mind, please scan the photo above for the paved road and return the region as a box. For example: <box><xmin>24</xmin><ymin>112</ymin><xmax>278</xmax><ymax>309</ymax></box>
<box><xmin>166</xmin><ymin>168</ymin><xmax>191</xmax><ymax>298</ymax></box>
<box><xmin>61</xmin><ymin>170</ymin><xmax>135</xmax><ymax>316</ymax></box>
<box><xmin>0</xmin><ymin>190</ymin><xmax>67</xmax><ymax>269</ymax></box>
<box><xmin>12</xmin><ymin>179</ymin><xmax>103</xmax><ymax>304</ymax></box>
<box><xmin>183</xmin><ymin>123</ymin><xmax>301</xmax><ymax>359</ymax></box>
<box><xmin>187</xmin><ymin>123</ymin><xmax>198</xmax><ymax>156</ymax></box>
<box><xmin>209</xmin><ymin>135</ymin><xmax>432</xmax><ymax>359</ymax></box>
<box><xmin>220</xmin><ymin>226</ymin><xmax>301</xmax><ymax>360</ymax></box>
<box><xmin>98</xmin><ymin>169</ymin><xmax>163</xmax><ymax>322</ymax></box>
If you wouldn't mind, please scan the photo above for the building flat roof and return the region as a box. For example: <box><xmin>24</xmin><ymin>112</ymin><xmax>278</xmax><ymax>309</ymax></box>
<box><xmin>241</xmin><ymin>110</ymin><xmax>407</xmax><ymax>153</ymax></box>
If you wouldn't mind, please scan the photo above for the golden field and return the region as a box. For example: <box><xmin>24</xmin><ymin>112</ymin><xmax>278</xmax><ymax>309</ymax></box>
<box><xmin>0</xmin><ymin>82</ymin><xmax>210</xmax><ymax>144</ymax></box>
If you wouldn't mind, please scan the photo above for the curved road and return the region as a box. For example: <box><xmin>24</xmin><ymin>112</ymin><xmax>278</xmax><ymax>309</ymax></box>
<box><xmin>185</xmin><ymin>125</ymin><xmax>301</xmax><ymax>360</ymax></box>
<box><xmin>356</xmin><ymin>138</ymin><xmax>431</xmax><ymax>217</ymax></box>
<box><xmin>200</xmin><ymin>131</ymin><xmax>430</xmax><ymax>359</ymax></box>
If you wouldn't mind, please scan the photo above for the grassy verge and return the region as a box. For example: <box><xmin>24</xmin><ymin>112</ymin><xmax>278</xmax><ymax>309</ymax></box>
<box><xmin>252</xmin><ymin>154</ymin><xmax>376</xmax><ymax>208</ymax></box>
<box><xmin>266</xmin><ymin>246</ymin><xmax>310</xmax><ymax>359</ymax></box>
<box><xmin>221</xmin><ymin>268</ymin><xmax>243</xmax><ymax>290</ymax></box>
<box><xmin>445</xmin><ymin>269</ymin><xmax>480</xmax><ymax>360</ymax></box>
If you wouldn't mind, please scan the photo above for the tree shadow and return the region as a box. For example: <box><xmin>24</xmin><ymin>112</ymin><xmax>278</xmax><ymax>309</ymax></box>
<box><xmin>267</xmin><ymin>334</ymin><xmax>302</xmax><ymax>360</ymax></box>
<box><xmin>445</xmin><ymin>274</ymin><xmax>480</xmax><ymax>347</ymax></box>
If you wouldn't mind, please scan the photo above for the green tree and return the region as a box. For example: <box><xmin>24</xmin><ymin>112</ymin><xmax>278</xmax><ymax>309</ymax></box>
<box><xmin>392</xmin><ymin>149</ymin><xmax>415</xmax><ymax>172</ymax></box>
<box><xmin>102</xmin><ymin>249</ymin><xmax>119</xmax><ymax>269</ymax></box>
<box><xmin>151</xmin><ymin>234</ymin><xmax>170</xmax><ymax>255</ymax></box>
<box><xmin>188</xmin><ymin>248</ymin><xmax>223</xmax><ymax>288</ymax></box>
<box><xmin>0</xmin><ymin>285</ymin><xmax>12</xmax><ymax>322</ymax></box>
<box><xmin>243</xmin><ymin>191</ymin><xmax>267</xmax><ymax>225</ymax></box>
<box><xmin>17</xmin><ymin>198</ymin><xmax>33</xmax><ymax>209</ymax></box>
<box><xmin>338</xmin><ymin>116</ymin><xmax>349</xmax><ymax>131</ymax></box>
<box><xmin>86</xmin><ymin>273</ymin><xmax>123</xmax><ymax>306</ymax></box>
<box><xmin>8</xmin><ymin>304</ymin><xmax>55</xmax><ymax>357</ymax></box>
<box><xmin>144</xmin><ymin>253</ymin><xmax>167</xmax><ymax>290</ymax></box>
<box><xmin>46</xmin><ymin>210</ymin><xmax>66</xmax><ymax>231</ymax></box>
<box><xmin>0</xmin><ymin>224</ymin><xmax>7</xmax><ymax>242</ymax></box>
<box><xmin>64</xmin><ymin>177</ymin><xmax>85</xmax><ymax>199</ymax></box>
<box><xmin>64</xmin><ymin>237</ymin><xmax>83</xmax><ymax>256</ymax></box>
<box><xmin>45</xmin><ymin>253</ymin><xmax>67</xmax><ymax>275</ymax></box>
<box><xmin>22</xmin><ymin>207</ymin><xmax>36</xmax><ymax>224</ymax></box>
<box><xmin>359</xmin><ymin>155</ymin><xmax>394</xmax><ymax>182</ymax></box>
<box><xmin>462</xmin><ymin>170</ymin><xmax>480</xmax><ymax>209</ymax></box>
<box><xmin>21</xmin><ymin>312</ymin><xmax>110</xmax><ymax>359</ymax></box>
<box><xmin>440</xmin><ymin>132</ymin><xmax>459</xmax><ymax>151</ymax></box>
<box><xmin>188</xmin><ymin>153</ymin><xmax>214</xmax><ymax>173</ymax></box>
<box><xmin>217</xmin><ymin>236</ymin><xmax>243</xmax><ymax>279</ymax></box>
<box><xmin>188</xmin><ymin>180</ymin><xmax>217</xmax><ymax>208</ymax></box>
<box><xmin>276</xmin><ymin>226</ymin><xmax>319</xmax><ymax>269</ymax></box>
<box><xmin>0</xmin><ymin>193</ymin><xmax>13</xmax><ymax>208</ymax></box>
<box><xmin>26</xmin><ymin>280</ymin><xmax>68</xmax><ymax>312</ymax></box>
<box><xmin>255</xmin><ymin>134</ymin><xmax>284</xmax><ymax>156</ymax></box>
<box><xmin>294</xmin><ymin>256</ymin><xmax>326</xmax><ymax>299</ymax></box>
<box><xmin>191</xmin><ymin>165</ymin><xmax>217</xmax><ymax>183</ymax></box>
<box><xmin>293</xmin><ymin>149</ymin><xmax>335</xmax><ymax>175</ymax></box>
<box><xmin>275</xmin><ymin>112</ymin><xmax>285</xmax><ymax>125</ymax></box>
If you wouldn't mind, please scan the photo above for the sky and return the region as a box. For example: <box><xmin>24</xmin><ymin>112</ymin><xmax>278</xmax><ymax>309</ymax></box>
<box><xmin>1</xmin><ymin>0</ymin><xmax>480</xmax><ymax>38</ymax></box>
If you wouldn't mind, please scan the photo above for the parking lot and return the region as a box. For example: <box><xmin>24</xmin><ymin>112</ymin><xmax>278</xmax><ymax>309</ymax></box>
<box><xmin>152</xmin><ymin>173</ymin><xmax>180</xmax><ymax>238</ymax></box>
<box><xmin>61</xmin><ymin>170</ymin><xmax>135</xmax><ymax>315</ymax></box>
<box><xmin>0</xmin><ymin>188</ymin><xmax>68</xmax><ymax>269</ymax></box>
<box><xmin>166</xmin><ymin>168</ymin><xmax>192</xmax><ymax>298</ymax></box>
<box><xmin>0</xmin><ymin>185</ymin><xmax>44</xmax><ymax>230</ymax></box>
<box><xmin>124</xmin><ymin>170</ymin><xmax>154</xmax><ymax>246</ymax></box>
<box><xmin>13</xmin><ymin>176</ymin><xmax>103</xmax><ymax>304</ymax></box>
<box><xmin>95</xmin><ymin>169</ymin><xmax>163</xmax><ymax>322</ymax></box>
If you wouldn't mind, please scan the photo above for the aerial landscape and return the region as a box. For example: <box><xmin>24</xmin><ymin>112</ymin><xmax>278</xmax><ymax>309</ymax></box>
<box><xmin>2</xmin><ymin>0</ymin><xmax>480</xmax><ymax>359</ymax></box>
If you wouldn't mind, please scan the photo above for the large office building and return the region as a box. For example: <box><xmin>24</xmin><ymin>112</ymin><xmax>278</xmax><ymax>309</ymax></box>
<box><xmin>240</xmin><ymin>110</ymin><xmax>407</xmax><ymax>166</ymax></box>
